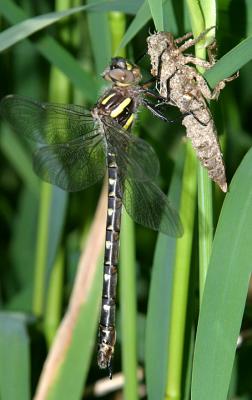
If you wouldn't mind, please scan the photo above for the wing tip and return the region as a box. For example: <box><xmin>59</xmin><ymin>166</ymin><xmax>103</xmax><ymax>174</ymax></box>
<box><xmin>159</xmin><ymin>216</ymin><xmax>184</xmax><ymax>238</ymax></box>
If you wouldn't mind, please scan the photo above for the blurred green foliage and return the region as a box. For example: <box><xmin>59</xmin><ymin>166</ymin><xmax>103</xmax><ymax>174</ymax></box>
<box><xmin>0</xmin><ymin>1</ymin><xmax>252</xmax><ymax>400</ymax></box>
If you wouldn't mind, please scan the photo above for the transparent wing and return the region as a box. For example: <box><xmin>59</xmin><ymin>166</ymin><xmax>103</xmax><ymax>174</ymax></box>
<box><xmin>0</xmin><ymin>95</ymin><xmax>95</xmax><ymax>144</ymax></box>
<box><xmin>103</xmin><ymin>118</ymin><xmax>182</xmax><ymax>236</ymax></box>
<box><xmin>33</xmin><ymin>134</ymin><xmax>106</xmax><ymax>191</ymax></box>
<box><xmin>121</xmin><ymin>178</ymin><xmax>183</xmax><ymax>237</ymax></box>
<box><xmin>104</xmin><ymin>118</ymin><xmax>160</xmax><ymax>181</ymax></box>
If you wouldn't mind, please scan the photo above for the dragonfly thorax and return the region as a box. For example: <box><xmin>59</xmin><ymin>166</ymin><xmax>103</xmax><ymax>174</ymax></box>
<box><xmin>94</xmin><ymin>86</ymin><xmax>141</xmax><ymax>131</ymax></box>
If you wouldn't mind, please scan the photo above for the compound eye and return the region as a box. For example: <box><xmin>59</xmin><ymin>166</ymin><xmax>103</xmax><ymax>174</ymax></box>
<box><xmin>117</xmin><ymin>60</ymin><xmax>127</xmax><ymax>69</ymax></box>
<box><xmin>110</xmin><ymin>58</ymin><xmax>126</xmax><ymax>70</ymax></box>
<box><xmin>108</xmin><ymin>68</ymin><xmax>134</xmax><ymax>84</ymax></box>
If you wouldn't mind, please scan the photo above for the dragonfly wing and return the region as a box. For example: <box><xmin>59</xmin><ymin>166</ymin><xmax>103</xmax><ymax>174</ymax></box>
<box><xmin>121</xmin><ymin>178</ymin><xmax>183</xmax><ymax>237</ymax></box>
<box><xmin>33</xmin><ymin>134</ymin><xmax>106</xmax><ymax>191</ymax></box>
<box><xmin>104</xmin><ymin>118</ymin><xmax>160</xmax><ymax>181</ymax></box>
<box><xmin>0</xmin><ymin>95</ymin><xmax>95</xmax><ymax>144</ymax></box>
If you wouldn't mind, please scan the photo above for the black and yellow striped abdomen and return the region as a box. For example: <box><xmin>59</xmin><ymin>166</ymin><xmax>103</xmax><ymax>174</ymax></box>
<box><xmin>96</xmin><ymin>88</ymin><xmax>139</xmax><ymax>374</ymax></box>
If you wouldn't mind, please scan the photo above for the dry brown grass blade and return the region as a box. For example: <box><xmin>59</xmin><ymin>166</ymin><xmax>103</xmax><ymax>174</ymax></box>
<box><xmin>34</xmin><ymin>183</ymin><xmax>107</xmax><ymax>400</ymax></box>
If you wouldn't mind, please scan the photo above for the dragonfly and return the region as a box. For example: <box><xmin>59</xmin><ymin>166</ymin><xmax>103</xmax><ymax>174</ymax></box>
<box><xmin>0</xmin><ymin>57</ymin><xmax>183</xmax><ymax>378</ymax></box>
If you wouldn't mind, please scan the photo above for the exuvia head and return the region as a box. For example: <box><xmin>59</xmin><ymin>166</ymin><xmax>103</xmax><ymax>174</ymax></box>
<box><xmin>102</xmin><ymin>57</ymin><xmax>142</xmax><ymax>86</ymax></box>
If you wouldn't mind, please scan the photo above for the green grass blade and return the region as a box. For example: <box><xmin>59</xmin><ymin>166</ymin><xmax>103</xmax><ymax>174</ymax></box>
<box><xmin>82</xmin><ymin>0</ymin><xmax>143</xmax><ymax>14</ymax></box>
<box><xmin>191</xmin><ymin>147</ymin><xmax>252</xmax><ymax>400</ymax></box>
<box><xmin>0</xmin><ymin>4</ymin><xmax>93</xmax><ymax>52</ymax></box>
<box><xmin>45</xmin><ymin>187</ymin><xmax>68</xmax><ymax>282</ymax></box>
<box><xmin>0</xmin><ymin>313</ymin><xmax>30</xmax><ymax>400</ymax></box>
<box><xmin>0</xmin><ymin>125</ymin><xmax>39</xmax><ymax>195</ymax></box>
<box><xmin>186</xmin><ymin>0</ymin><xmax>215</xmax><ymax>303</ymax></box>
<box><xmin>35</xmin><ymin>191</ymin><xmax>107</xmax><ymax>400</ymax></box>
<box><xmin>109</xmin><ymin>11</ymin><xmax>126</xmax><ymax>56</ymax></box>
<box><xmin>0</xmin><ymin>0</ymin><xmax>99</xmax><ymax>102</ymax></box>
<box><xmin>145</xmin><ymin>145</ymin><xmax>185</xmax><ymax>400</ymax></box>
<box><xmin>245</xmin><ymin>0</ymin><xmax>252</xmax><ymax>36</ymax></box>
<box><xmin>87</xmin><ymin>0</ymin><xmax>112</xmax><ymax>72</ymax></box>
<box><xmin>200</xmin><ymin>0</ymin><xmax>216</xmax><ymax>31</ymax></box>
<box><xmin>204</xmin><ymin>35</ymin><xmax>252</xmax><ymax>87</ymax></box>
<box><xmin>33</xmin><ymin>184</ymin><xmax>67</xmax><ymax>316</ymax></box>
<box><xmin>10</xmin><ymin>189</ymin><xmax>39</xmax><ymax>310</ymax></box>
<box><xmin>163</xmin><ymin>1</ymin><xmax>178</xmax><ymax>33</ymax></box>
<box><xmin>37</xmin><ymin>37</ymin><xmax>99</xmax><ymax>101</ymax></box>
<box><xmin>44</xmin><ymin>250</ymin><xmax>64</xmax><ymax>346</ymax></box>
<box><xmin>120</xmin><ymin>211</ymin><xmax>138</xmax><ymax>400</ymax></box>
<box><xmin>148</xmin><ymin>0</ymin><xmax>163</xmax><ymax>30</ymax></box>
<box><xmin>119</xmin><ymin>0</ymin><xmax>178</xmax><ymax>52</ymax></box>
<box><xmin>185</xmin><ymin>0</ymin><xmax>205</xmax><ymax>39</ymax></box>
<box><xmin>0</xmin><ymin>0</ymin><xmax>141</xmax><ymax>52</ymax></box>
<box><xmin>166</xmin><ymin>142</ymin><xmax>197</xmax><ymax>400</ymax></box>
<box><xmin>118</xmin><ymin>1</ymin><xmax>150</xmax><ymax>51</ymax></box>
<box><xmin>32</xmin><ymin>183</ymin><xmax>53</xmax><ymax>316</ymax></box>
<box><xmin>197</xmin><ymin>167</ymin><xmax>213</xmax><ymax>302</ymax></box>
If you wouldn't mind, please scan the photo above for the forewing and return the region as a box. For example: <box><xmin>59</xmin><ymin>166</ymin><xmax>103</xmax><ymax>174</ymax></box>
<box><xmin>0</xmin><ymin>95</ymin><xmax>95</xmax><ymax>144</ymax></box>
<box><xmin>122</xmin><ymin>178</ymin><xmax>183</xmax><ymax>237</ymax></box>
<box><xmin>33</xmin><ymin>134</ymin><xmax>106</xmax><ymax>191</ymax></box>
<box><xmin>104</xmin><ymin>118</ymin><xmax>160</xmax><ymax>181</ymax></box>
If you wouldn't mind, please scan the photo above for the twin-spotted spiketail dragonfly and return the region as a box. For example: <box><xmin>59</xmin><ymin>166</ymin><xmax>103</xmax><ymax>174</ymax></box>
<box><xmin>0</xmin><ymin>57</ymin><xmax>183</xmax><ymax>378</ymax></box>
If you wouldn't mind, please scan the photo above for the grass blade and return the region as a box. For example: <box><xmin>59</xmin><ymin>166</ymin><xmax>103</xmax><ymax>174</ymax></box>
<box><xmin>0</xmin><ymin>125</ymin><xmax>39</xmax><ymax>194</ymax></box>
<box><xmin>186</xmin><ymin>0</ymin><xmax>215</xmax><ymax>303</ymax></box>
<box><xmin>120</xmin><ymin>211</ymin><xmax>138</xmax><ymax>400</ymax></box>
<box><xmin>0</xmin><ymin>4</ymin><xmax>92</xmax><ymax>52</ymax></box>
<box><xmin>0</xmin><ymin>0</ymin><xmax>141</xmax><ymax>53</ymax></box>
<box><xmin>197</xmin><ymin>167</ymin><xmax>213</xmax><ymax>302</ymax></box>
<box><xmin>87</xmin><ymin>0</ymin><xmax>112</xmax><ymax>72</ymax></box>
<box><xmin>118</xmin><ymin>1</ymin><xmax>150</xmax><ymax>51</ymax></box>
<box><xmin>10</xmin><ymin>188</ymin><xmax>39</xmax><ymax>309</ymax></box>
<box><xmin>191</xmin><ymin>147</ymin><xmax>252</xmax><ymax>400</ymax></box>
<box><xmin>0</xmin><ymin>0</ymin><xmax>99</xmax><ymax>102</ymax></box>
<box><xmin>32</xmin><ymin>183</ymin><xmax>53</xmax><ymax>316</ymax></box>
<box><xmin>200</xmin><ymin>0</ymin><xmax>216</xmax><ymax>32</ymax></box>
<box><xmin>165</xmin><ymin>141</ymin><xmax>197</xmax><ymax>400</ymax></box>
<box><xmin>34</xmin><ymin>188</ymin><xmax>107</xmax><ymax>400</ymax></box>
<box><xmin>0</xmin><ymin>313</ymin><xmax>30</xmax><ymax>400</ymax></box>
<box><xmin>145</xmin><ymin>145</ymin><xmax>185</xmax><ymax>400</ymax></box>
<box><xmin>147</xmin><ymin>0</ymin><xmax>163</xmax><ymax>31</ymax></box>
<box><xmin>44</xmin><ymin>250</ymin><xmax>64</xmax><ymax>345</ymax></box>
<box><xmin>32</xmin><ymin>183</ymin><xmax>67</xmax><ymax>316</ymax></box>
<box><xmin>204</xmin><ymin>35</ymin><xmax>252</xmax><ymax>87</ymax></box>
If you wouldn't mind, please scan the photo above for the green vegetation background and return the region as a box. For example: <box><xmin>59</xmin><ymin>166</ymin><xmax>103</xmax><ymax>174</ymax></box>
<box><xmin>0</xmin><ymin>1</ymin><xmax>252</xmax><ymax>399</ymax></box>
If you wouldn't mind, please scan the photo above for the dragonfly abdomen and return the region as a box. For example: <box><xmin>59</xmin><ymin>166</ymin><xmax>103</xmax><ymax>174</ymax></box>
<box><xmin>97</xmin><ymin>152</ymin><xmax>122</xmax><ymax>375</ymax></box>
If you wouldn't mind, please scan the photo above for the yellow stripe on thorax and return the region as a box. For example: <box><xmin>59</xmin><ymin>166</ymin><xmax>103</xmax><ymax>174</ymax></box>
<box><xmin>123</xmin><ymin>114</ymin><xmax>134</xmax><ymax>130</ymax></box>
<box><xmin>110</xmin><ymin>97</ymin><xmax>131</xmax><ymax>118</ymax></box>
<box><xmin>101</xmin><ymin>93</ymin><xmax>116</xmax><ymax>105</ymax></box>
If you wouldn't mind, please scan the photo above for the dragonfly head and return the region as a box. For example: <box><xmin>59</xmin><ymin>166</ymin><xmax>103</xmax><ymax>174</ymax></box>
<box><xmin>102</xmin><ymin>57</ymin><xmax>142</xmax><ymax>87</ymax></box>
